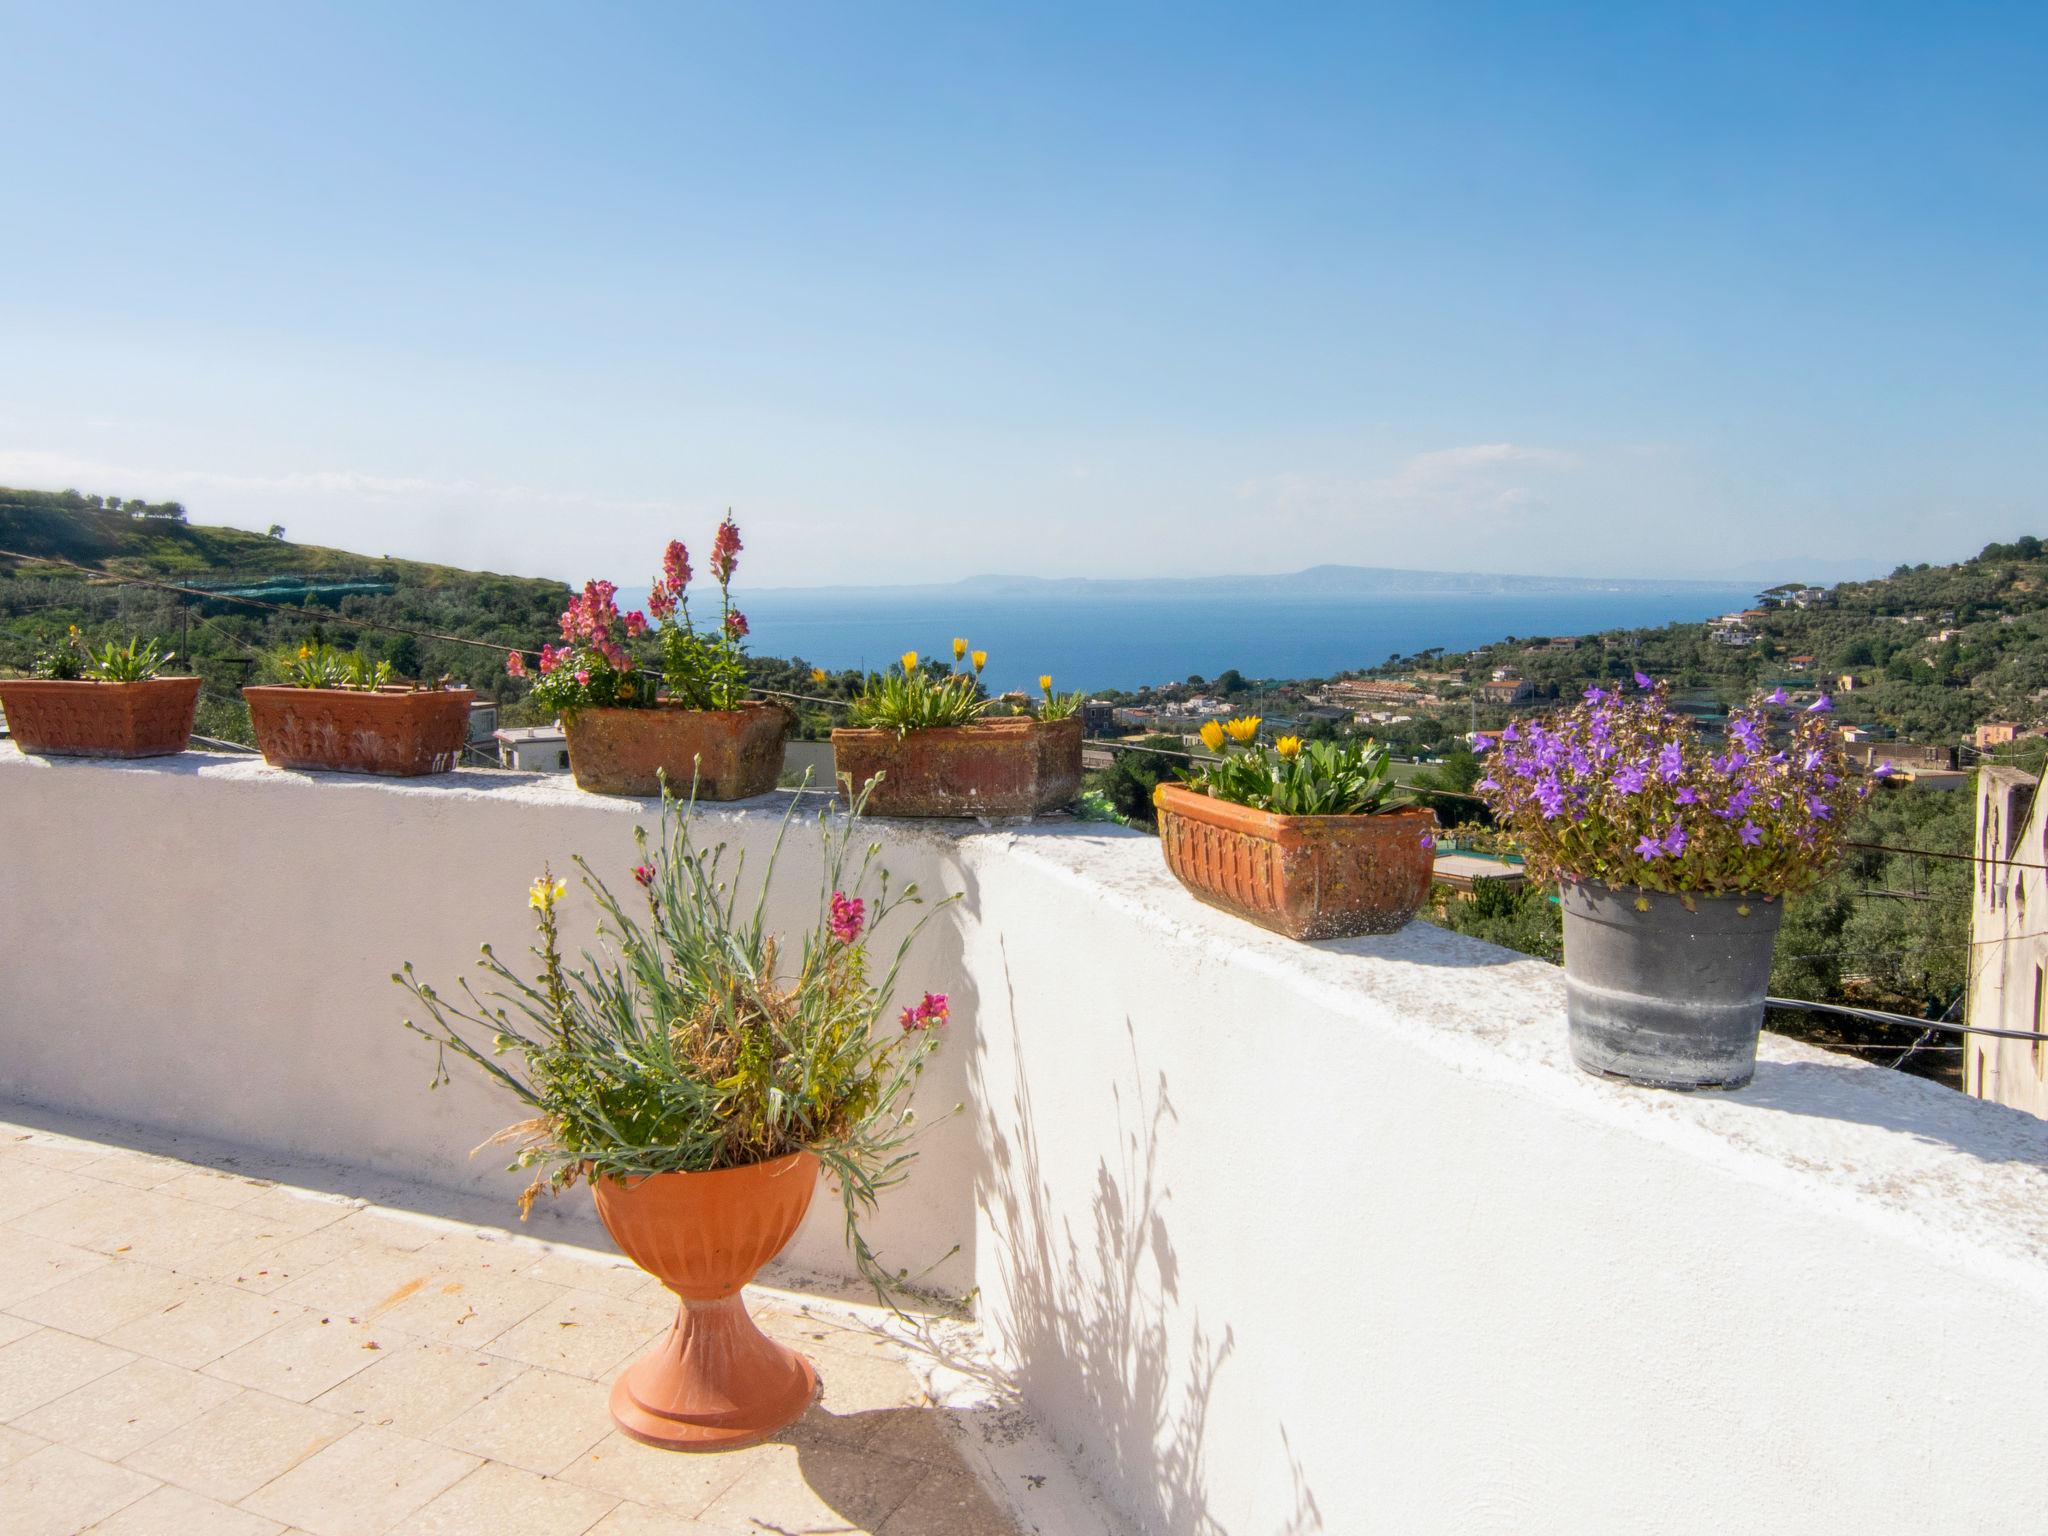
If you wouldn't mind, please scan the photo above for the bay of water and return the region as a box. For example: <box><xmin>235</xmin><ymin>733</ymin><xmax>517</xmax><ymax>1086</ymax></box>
<box><xmin>632</xmin><ymin>585</ymin><xmax>1757</xmax><ymax>694</ymax></box>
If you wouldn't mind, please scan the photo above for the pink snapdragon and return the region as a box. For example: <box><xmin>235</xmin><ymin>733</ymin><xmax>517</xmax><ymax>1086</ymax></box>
<box><xmin>537</xmin><ymin>644</ymin><xmax>565</xmax><ymax>675</ymax></box>
<box><xmin>646</xmin><ymin>582</ymin><xmax>675</xmax><ymax>621</ymax></box>
<box><xmin>624</xmin><ymin>610</ymin><xmax>648</xmax><ymax>638</ymax></box>
<box><xmin>662</xmin><ymin>540</ymin><xmax>692</xmax><ymax>595</ymax></box>
<box><xmin>828</xmin><ymin>891</ymin><xmax>865</xmax><ymax>944</ymax></box>
<box><xmin>504</xmin><ymin>650</ymin><xmax>527</xmax><ymax>678</ymax></box>
<box><xmin>898</xmin><ymin>991</ymin><xmax>949</xmax><ymax>1032</ymax></box>
<box><xmin>710</xmin><ymin>517</ymin><xmax>742</xmax><ymax>584</ymax></box>
<box><xmin>725</xmin><ymin>609</ymin><xmax>749</xmax><ymax>639</ymax></box>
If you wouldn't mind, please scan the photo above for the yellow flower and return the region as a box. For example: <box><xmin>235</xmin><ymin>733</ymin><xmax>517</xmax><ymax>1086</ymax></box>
<box><xmin>67</xmin><ymin>624</ymin><xmax>79</xmax><ymax>636</ymax></box>
<box><xmin>1224</xmin><ymin>715</ymin><xmax>1261</xmax><ymax>744</ymax></box>
<box><xmin>952</xmin><ymin>637</ymin><xmax>968</xmax><ymax>661</ymax></box>
<box><xmin>528</xmin><ymin>875</ymin><xmax>567</xmax><ymax>912</ymax></box>
<box><xmin>901</xmin><ymin>650</ymin><xmax>919</xmax><ymax>674</ymax></box>
<box><xmin>1199</xmin><ymin>719</ymin><xmax>1226</xmax><ymax>753</ymax></box>
<box><xmin>1039</xmin><ymin>674</ymin><xmax>1053</xmax><ymax>693</ymax></box>
<box><xmin>810</xmin><ymin>667</ymin><xmax>828</xmax><ymax>685</ymax></box>
<box><xmin>297</xmin><ymin>644</ymin><xmax>311</xmax><ymax>658</ymax></box>
<box><xmin>970</xmin><ymin>650</ymin><xmax>987</xmax><ymax>672</ymax></box>
<box><xmin>1275</xmin><ymin>735</ymin><xmax>1302</xmax><ymax>759</ymax></box>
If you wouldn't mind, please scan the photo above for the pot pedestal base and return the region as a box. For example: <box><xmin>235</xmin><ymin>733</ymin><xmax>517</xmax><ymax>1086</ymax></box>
<box><xmin>608</xmin><ymin>1293</ymin><xmax>818</xmax><ymax>1452</ymax></box>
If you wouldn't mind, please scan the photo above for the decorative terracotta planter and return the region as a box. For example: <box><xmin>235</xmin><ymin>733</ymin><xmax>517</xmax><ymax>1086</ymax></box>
<box><xmin>831</xmin><ymin>716</ymin><xmax>1082</xmax><ymax>818</ymax></box>
<box><xmin>0</xmin><ymin>676</ymin><xmax>202</xmax><ymax>759</ymax></box>
<box><xmin>1155</xmin><ymin>783</ymin><xmax>1438</xmax><ymax>939</ymax></box>
<box><xmin>562</xmin><ymin>700</ymin><xmax>789</xmax><ymax>799</ymax></box>
<box><xmin>592</xmin><ymin>1152</ymin><xmax>821</xmax><ymax>1452</ymax></box>
<box><xmin>243</xmin><ymin>686</ymin><xmax>474</xmax><ymax>777</ymax></box>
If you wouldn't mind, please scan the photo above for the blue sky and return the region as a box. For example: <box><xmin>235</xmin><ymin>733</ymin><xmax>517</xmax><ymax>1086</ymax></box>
<box><xmin>1</xmin><ymin>2</ymin><xmax>2042</xmax><ymax>587</ymax></box>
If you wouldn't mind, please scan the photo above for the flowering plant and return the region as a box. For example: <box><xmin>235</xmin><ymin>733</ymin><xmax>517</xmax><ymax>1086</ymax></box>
<box><xmin>1178</xmin><ymin>714</ymin><xmax>1399</xmax><ymax>816</ymax></box>
<box><xmin>395</xmin><ymin>781</ymin><xmax>955</xmax><ymax>1292</ymax></box>
<box><xmin>849</xmin><ymin>642</ymin><xmax>993</xmax><ymax>733</ymax></box>
<box><xmin>272</xmin><ymin>643</ymin><xmax>402</xmax><ymax>691</ymax></box>
<box><xmin>513</xmin><ymin>515</ymin><xmax>752</xmax><ymax>715</ymax></box>
<box><xmin>32</xmin><ymin>627</ymin><xmax>176</xmax><ymax>682</ymax></box>
<box><xmin>1472</xmin><ymin>678</ymin><xmax>1869</xmax><ymax>899</ymax></box>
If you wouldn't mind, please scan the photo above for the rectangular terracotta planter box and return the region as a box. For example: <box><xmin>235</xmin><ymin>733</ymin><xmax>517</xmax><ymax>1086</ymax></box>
<box><xmin>561</xmin><ymin>700</ymin><xmax>790</xmax><ymax>799</ymax></box>
<box><xmin>831</xmin><ymin>716</ymin><xmax>1082</xmax><ymax>818</ymax></box>
<box><xmin>0</xmin><ymin>676</ymin><xmax>202</xmax><ymax>759</ymax></box>
<box><xmin>1155</xmin><ymin>783</ymin><xmax>1438</xmax><ymax>939</ymax></box>
<box><xmin>244</xmin><ymin>686</ymin><xmax>474</xmax><ymax>777</ymax></box>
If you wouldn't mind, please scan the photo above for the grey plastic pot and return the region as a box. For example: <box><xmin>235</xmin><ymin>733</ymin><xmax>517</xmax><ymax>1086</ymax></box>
<box><xmin>1558</xmin><ymin>880</ymin><xmax>1784</xmax><ymax>1090</ymax></box>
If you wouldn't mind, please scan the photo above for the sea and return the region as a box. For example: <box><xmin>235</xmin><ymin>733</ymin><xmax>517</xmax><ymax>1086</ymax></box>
<box><xmin>623</xmin><ymin>584</ymin><xmax>1760</xmax><ymax>695</ymax></box>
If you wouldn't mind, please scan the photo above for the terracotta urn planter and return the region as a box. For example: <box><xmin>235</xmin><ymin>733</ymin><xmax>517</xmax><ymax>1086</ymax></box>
<box><xmin>0</xmin><ymin>676</ymin><xmax>202</xmax><ymax>759</ymax></box>
<box><xmin>1154</xmin><ymin>783</ymin><xmax>1438</xmax><ymax>939</ymax></box>
<box><xmin>831</xmin><ymin>716</ymin><xmax>1082</xmax><ymax>818</ymax></box>
<box><xmin>562</xmin><ymin>700</ymin><xmax>789</xmax><ymax>799</ymax></box>
<box><xmin>592</xmin><ymin>1152</ymin><xmax>821</xmax><ymax>1451</ymax></box>
<box><xmin>244</xmin><ymin>686</ymin><xmax>474</xmax><ymax>776</ymax></box>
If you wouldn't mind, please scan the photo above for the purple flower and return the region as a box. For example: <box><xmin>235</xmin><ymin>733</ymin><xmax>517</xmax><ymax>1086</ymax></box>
<box><xmin>1584</xmin><ymin>686</ymin><xmax>1608</xmax><ymax>703</ymax></box>
<box><xmin>1807</xmin><ymin>796</ymin><xmax>1832</xmax><ymax>819</ymax></box>
<box><xmin>1635</xmin><ymin>834</ymin><xmax>1663</xmax><ymax>860</ymax></box>
<box><xmin>1676</xmin><ymin>787</ymin><xmax>1699</xmax><ymax>805</ymax></box>
<box><xmin>1536</xmin><ymin>779</ymin><xmax>1566</xmax><ymax>819</ymax></box>
<box><xmin>1472</xmin><ymin>734</ymin><xmax>1493</xmax><ymax>751</ymax></box>
<box><xmin>1477</xmin><ymin>777</ymin><xmax>1500</xmax><ymax>793</ymax></box>
<box><xmin>1634</xmin><ymin>670</ymin><xmax>1653</xmax><ymax>689</ymax></box>
<box><xmin>1613</xmin><ymin>764</ymin><xmax>1649</xmax><ymax>796</ymax></box>
<box><xmin>1419</xmin><ymin>832</ymin><xmax>1436</xmax><ymax>852</ymax></box>
<box><xmin>1807</xmin><ymin>694</ymin><xmax>1832</xmax><ymax>714</ymax></box>
<box><xmin>1656</xmin><ymin>742</ymin><xmax>1685</xmax><ymax>782</ymax></box>
<box><xmin>1738</xmin><ymin>821</ymin><xmax>1763</xmax><ymax>846</ymax></box>
<box><xmin>1766</xmin><ymin>688</ymin><xmax>1788</xmax><ymax>705</ymax></box>
<box><xmin>1502</xmin><ymin>724</ymin><xmax>1520</xmax><ymax>742</ymax></box>
<box><xmin>1662</xmin><ymin>823</ymin><xmax>1688</xmax><ymax>857</ymax></box>
<box><xmin>1872</xmin><ymin>761</ymin><xmax>1895</xmax><ymax>779</ymax></box>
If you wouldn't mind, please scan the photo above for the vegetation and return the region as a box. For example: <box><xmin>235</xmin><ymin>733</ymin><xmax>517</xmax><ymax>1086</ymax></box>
<box><xmin>850</xmin><ymin>645</ymin><xmax>993</xmax><ymax>733</ymax></box>
<box><xmin>31</xmin><ymin>627</ymin><xmax>178</xmax><ymax>683</ymax></box>
<box><xmin>1179</xmin><ymin>716</ymin><xmax>1399</xmax><ymax>816</ymax></box>
<box><xmin>397</xmin><ymin>784</ymin><xmax>955</xmax><ymax>1294</ymax></box>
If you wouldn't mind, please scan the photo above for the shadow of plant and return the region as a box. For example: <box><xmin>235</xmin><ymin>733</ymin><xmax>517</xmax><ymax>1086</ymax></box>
<box><xmin>969</xmin><ymin>943</ymin><xmax>1322</xmax><ymax>1535</ymax></box>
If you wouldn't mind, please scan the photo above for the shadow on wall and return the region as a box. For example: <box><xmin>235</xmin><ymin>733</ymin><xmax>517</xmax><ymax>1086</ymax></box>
<box><xmin>976</xmin><ymin>947</ymin><xmax>1322</xmax><ymax>1536</ymax></box>
<box><xmin>1732</xmin><ymin>1060</ymin><xmax>2048</xmax><ymax>1167</ymax></box>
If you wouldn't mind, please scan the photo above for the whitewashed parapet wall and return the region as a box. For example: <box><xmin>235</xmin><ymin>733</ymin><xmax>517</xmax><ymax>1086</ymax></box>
<box><xmin>4</xmin><ymin>750</ymin><xmax>2048</xmax><ymax>1536</ymax></box>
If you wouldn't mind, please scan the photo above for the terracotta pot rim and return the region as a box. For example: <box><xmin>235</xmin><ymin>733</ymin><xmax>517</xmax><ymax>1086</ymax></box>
<box><xmin>0</xmin><ymin>675</ymin><xmax>201</xmax><ymax>688</ymax></box>
<box><xmin>1156</xmin><ymin>782</ymin><xmax>1438</xmax><ymax>831</ymax></box>
<box><xmin>241</xmin><ymin>685</ymin><xmax>475</xmax><ymax>701</ymax></box>
<box><xmin>569</xmin><ymin>699</ymin><xmax>785</xmax><ymax>720</ymax></box>
<box><xmin>831</xmin><ymin>716</ymin><xmax>1072</xmax><ymax>740</ymax></box>
<box><xmin>593</xmin><ymin>1149</ymin><xmax>819</xmax><ymax>1194</ymax></box>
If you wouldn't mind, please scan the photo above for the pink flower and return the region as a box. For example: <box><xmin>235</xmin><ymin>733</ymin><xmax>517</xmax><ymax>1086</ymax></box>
<box><xmin>646</xmin><ymin>582</ymin><xmax>675</xmax><ymax>620</ymax></box>
<box><xmin>710</xmin><ymin>517</ymin><xmax>742</xmax><ymax>584</ymax></box>
<box><xmin>900</xmin><ymin>991</ymin><xmax>950</xmax><ymax>1031</ymax></box>
<box><xmin>505</xmin><ymin>650</ymin><xmax>527</xmax><ymax>678</ymax></box>
<box><xmin>537</xmin><ymin>645</ymin><xmax>563</xmax><ymax>675</ymax></box>
<box><xmin>623</xmin><ymin>610</ymin><xmax>647</xmax><ymax>638</ymax></box>
<box><xmin>632</xmin><ymin>863</ymin><xmax>656</xmax><ymax>888</ymax></box>
<box><xmin>575</xmin><ymin>669</ymin><xmax>590</xmax><ymax>686</ymax></box>
<box><xmin>828</xmin><ymin>891</ymin><xmax>864</xmax><ymax>944</ymax></box>
<box><xmin>724</xmin><ymin>609</ymin><xmax>749</xmax><ymax>639</ymax></box>
<box><xmin>662</xmin><ymin>541</ymin><xmax>692</xmax><ymax>595</ymax></box>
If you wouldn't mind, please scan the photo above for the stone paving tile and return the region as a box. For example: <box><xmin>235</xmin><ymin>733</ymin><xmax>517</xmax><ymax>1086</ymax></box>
<box><xmin>102</xmin><ymin>1277</ymin><xmax>305</xmax><ymax>1368</ymax></box>
<box><xmin>0</xmin><ymin>1441</ymin><xmax>161</xmax><ymax>1536</ymax></box>
<box><xmin>241</xmin><ymin>1424</ymin><xmax>480</xmax><ymax>1536</ymax></box>
<box><xmin>483</xmin><ymin>1286</ymin><xmax>677</xmax><ymax>1380</ymax></box>
<box><xmin>206</xmin><ymin>1310</ymin><xmax>408</xmax><ymax>1403</ymax></box>
<box><xmin>15</xmin><ymin>1354</ymin><xmax>242</xmax><ymax>1460</ymax></box>
<box><xmin>123</xmin><ymin>1389</ymin><xmax>355</xmax><ymax>1504</ymax></box>
<box><xmin>0</xmin><ymin>1230</ymin><xmax>112</xmax><ymax>1308</ymax></box>
<box><xmin>431</xmin><ymin>1365</ymin><xmax>614</xmax><ymax>1476</ymax></box>
<box><xmin>0</xmin><ymin>1118</ymin><xmax>1029</xmax><ymax>1536</ymax></box>
<box><xmin>81</xmin><ymin>1481</ymin><xmax>289</xmax><ymax>1535</ymax></box>
<box><xmin>0</xmin><ymin>1326</ymin><xmax>136</xmax><ymax>1420</ymax></box>
<box><xmin>310</xmin><ymin>1337</ymin><xmax>525</xmax><ymax>1438</ymax></box>
<box><xmin>406</xmin><ymin>1459</ymin><xmax>621</xmax><ymax>1535</ymax></box>
<box><xmin>695</xmin><ymin>1438</ymin><xmax>930</xmax><ymax>1533</ymax></box>
<box><xmin>555</xmin><ymin>1430</ymin><xmax>751</xmax><ymax>1515</ymax></box>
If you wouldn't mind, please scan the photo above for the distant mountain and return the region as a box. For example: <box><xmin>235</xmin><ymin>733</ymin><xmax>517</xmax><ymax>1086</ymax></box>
<box><xmin>753</xmin><ymin>563</ymin><xmax>1758</xmax><ymax>603</ymax></box>
<box><xmin>1689</xmin><ymin>556</ymin><xmax>1896</xmax><ymax>586</ymax></box>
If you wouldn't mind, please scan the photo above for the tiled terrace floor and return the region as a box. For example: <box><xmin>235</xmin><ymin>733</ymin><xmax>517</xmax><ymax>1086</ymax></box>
<box><xmin>0</xmin><ymin>1117</ymin><xmax>1024</xmax><ymax>1536</ymax></box>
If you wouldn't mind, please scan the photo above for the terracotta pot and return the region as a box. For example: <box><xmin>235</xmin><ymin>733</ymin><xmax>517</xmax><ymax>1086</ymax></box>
<box><xmin>243</xmin><ymin>686</ymin><xmax>474</xmax><ymax>777</ymax></box>
<box><xmin>0</xmin><ymin>676</ymin><xmax>201</xmax><ymax>759</ymax></box>
<box><xmin>562</xmin><ymin>700</ymin><xmax>789</xmax><ymax>799</ymax></box>
<box><xmin>592</xmin><ymin>1152</ymin><xmax>821</xmax><ymax>1452</ymax></box>
<box><xmin>1155</xmin><ymin>783</ymin><xmax>1438</xmax><ymax>939</ymax></box>
<box><xmin>831</xmin><ymin>716</ymin><xmax>1082</xmax><ymax>818</ymax></box>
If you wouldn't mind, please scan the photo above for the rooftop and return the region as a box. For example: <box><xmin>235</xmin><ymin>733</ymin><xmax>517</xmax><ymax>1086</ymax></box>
<box><xmin>5</xmin><ymin>749</ymin><xmax>2048</xmax><ymax>1533</ymax></box>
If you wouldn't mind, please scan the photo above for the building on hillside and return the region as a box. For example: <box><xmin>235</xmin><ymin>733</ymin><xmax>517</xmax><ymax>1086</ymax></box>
<box><xmin>1330</xmin><ymin>679</ymin><xmax>1435</xmax><ymax>709</ymax></box>
<box><xmin>1965</xmin><ymin>767</ymin><xmax>2048</xmax><ymax>1118</ymax></box>
<box><xmin>1837</xmin><ymin>674</ymin><xmax>1859</xmax><ymax>693</ymax></box>
<box><xmin>495</xmin><ymin>724</ymin><xmax>570</xmax><ymax>772</ymax></box>
<box><xmin>1478</xmin><ymin>677</ymin><xmax>1533</xmax><ymax>705</ymax></box>
<box><xmin>1786</xmin><ymin>654</ymin><xmax>1816</xmax><ymax>671</ymax></box>
<box><xmin>1080</xmin><ymin>700</ymin><xmax>1117</xmax><ymax>735</ymax></box>
<box><xmin>1978</xmin><ymin>722</ymin><xmax>2023</xmax><ymax>749</ymax></box>
<box><xmin>1536</xmin><ymin>636</ymin><xmax>1579</xmax><ymax>652</ymax></box>
<box><xmin>1843</xmin><ymin>741</ymin><xmax>1956</xmax><ymax>773</ymax></box>
<box><xmin>1788</xmin><ymin>587</ymin><xmax>1830</xmax><ymax>609</ymax></box>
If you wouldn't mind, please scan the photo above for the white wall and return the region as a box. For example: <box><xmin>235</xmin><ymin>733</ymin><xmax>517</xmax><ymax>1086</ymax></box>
<box><xmin>7</xmin><ymin>750</ymin><xmax>2048</xmax><ymax>1535</ymax></box>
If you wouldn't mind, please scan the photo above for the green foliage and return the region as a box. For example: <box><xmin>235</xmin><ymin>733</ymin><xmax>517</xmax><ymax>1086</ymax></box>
<box><xmin>85</xmin><ymin>635</ymin><xmax>175</xmax><ymax>682</ymax></box>
<box><xmin>850</xmin><ymin>650</ymin><xmax>991</xmax><ymax>734</ymax></box>
<box><xmin>1429</xmin><ymin>881</ymin><xmax>1563</xmax><ymax>963</ymax></box>
<box><xmin>1181</xmin><ymin>725</ymin><xmax>1398</xmax><ymax>816</ymax></box>
<box><xmin>396</xmin><ymin>784</ymin><xmax>957</xmax><ymax>1296</ymax></box>
<box><xmin>273</xmin><ymin>643</ymin><xmax>393</xmax><ymax>691</ymax></box>
<box><xmin>1091</xmin><ymin>734</ymin><xmax>1183</xmax><ymax>828</ymax></box>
